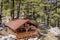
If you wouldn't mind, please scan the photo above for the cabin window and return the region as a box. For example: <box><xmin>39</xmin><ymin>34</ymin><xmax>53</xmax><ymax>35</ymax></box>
<box><xmin>17</xmin><ymin>28</ymin><xmax>26</xmax><ymax>33</ymax></box>
<box><xmin>17</xmin><ymin>25</ymin><xmax>26</xmax><ymax>33</ymax></box>
<box><xmin>28</xmin><ymin>25</ymin><xmax>36</xmax><ymax>31</ymax></box>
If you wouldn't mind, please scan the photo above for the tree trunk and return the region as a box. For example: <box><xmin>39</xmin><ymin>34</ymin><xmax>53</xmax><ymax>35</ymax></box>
<box><xmin>47</xmin><ymin>13</ymin><xmax>50</xmax><ymax>27</ymax></box>
<box><xmin>11</xmin><ymin>0</ymin><xmax>14</xmax><ymax>20</ymax></box>
<box><xmin>58</xmin><ymin>18</ymin><xmax>60</xmax><ymax>27</ymax></box>
<box><xmin>0</xmin><ymin>2</ymin><xmax>2</xmax><ymax>25</ymax></box>
<box><xmin>17</xmin><ymin>0</ymin><xmax>21</xmax><ymax>19</ymax></box>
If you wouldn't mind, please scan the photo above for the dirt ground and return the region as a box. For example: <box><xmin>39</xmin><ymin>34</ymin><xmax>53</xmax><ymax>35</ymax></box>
<box><xmin>44</xmin><ymin>32</ymin><xmax>58</xmax><ymax>40</ymax></box>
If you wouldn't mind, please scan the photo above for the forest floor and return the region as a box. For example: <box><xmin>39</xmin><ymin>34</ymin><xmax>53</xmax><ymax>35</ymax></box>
<box><xmin>44</xmin><ymin>32</ymin><xmax>58</xmax><ymax>40</ymax></box>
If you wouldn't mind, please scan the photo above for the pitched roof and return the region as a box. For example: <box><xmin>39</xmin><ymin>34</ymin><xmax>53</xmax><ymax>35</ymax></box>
<box><xmin>5</xmin><ymin>19</ymin><xmax>29</xmax><ymax>31</ymax></box>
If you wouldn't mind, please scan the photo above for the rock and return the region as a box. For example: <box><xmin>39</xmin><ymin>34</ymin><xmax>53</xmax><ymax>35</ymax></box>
<box><xmin>1</xmin><ymin>34</ymin><xmax>16</xmax><ymax>40</ymax></box>
<box><xmin>28</xmin><ymin>37</ymin><xmax>38</xmax><ymax>40</ymax></box>
<box><xmin>48</xmin><ymin>27</ymin><xmax>60</xmax><ymax>36</ymax></box>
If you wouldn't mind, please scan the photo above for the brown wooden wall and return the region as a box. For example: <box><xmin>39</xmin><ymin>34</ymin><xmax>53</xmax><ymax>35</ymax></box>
<box><xmin>7</xmin><ymin>28</ymin><xmax>17</xmax><ymax>35</ymax></box>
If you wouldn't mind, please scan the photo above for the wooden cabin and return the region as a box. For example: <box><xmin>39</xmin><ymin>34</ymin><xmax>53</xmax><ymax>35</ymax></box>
<box><xmin>5</xmin><ymin>19</ymin><xmax>39</xmax><ymax>39</ymax></box>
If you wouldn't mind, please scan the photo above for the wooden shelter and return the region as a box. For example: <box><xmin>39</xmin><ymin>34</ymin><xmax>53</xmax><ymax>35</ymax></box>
<box><xmin>5</xmin><ymin>19</ymin><xmax>39</xmax><ymax>39</ymax></box>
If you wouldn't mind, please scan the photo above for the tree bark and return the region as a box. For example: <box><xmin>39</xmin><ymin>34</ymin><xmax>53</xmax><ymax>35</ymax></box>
<box><xmin>17</xmin><ymin>0</ymin><xmax>21</xmax><ymax>19</ymax></box>
<box><xmin>0</xmin><ymin>2</ymin><xmax>2</xmax><ymax>25</ymax></box>
<box><xmin>11</xmin><ymin>0</ymin><xmax>14</xmax><ymax>20</ymax></box>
